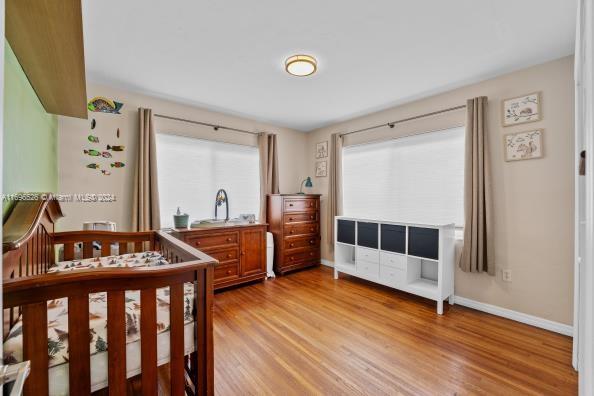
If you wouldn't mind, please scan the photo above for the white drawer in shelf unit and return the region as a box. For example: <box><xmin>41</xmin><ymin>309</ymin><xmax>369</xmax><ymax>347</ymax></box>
<box><xmin>380</xmin><ymin>251</ymin><xmax>406</xmax><ymax>270</ymax></box>
<box><xmin>356</xmin><ymin>260</ymin><xmax>379</xmax><ymax>279</ymax></box>
<box><xmin>356</xmin><ymin>246</ymin><xmax>379</xmax><ymax>264</ymax></box>
<box><xmin>380</xmin><ymin>265</ymin><xmax>405</xmax><ymax>288</ymax></box>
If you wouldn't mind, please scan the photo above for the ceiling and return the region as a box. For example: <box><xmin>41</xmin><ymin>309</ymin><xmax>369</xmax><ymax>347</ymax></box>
<box><xmin>82</xmin><ymin>0</ymin><xmax>577</xmax><ymax>131</ymax></box>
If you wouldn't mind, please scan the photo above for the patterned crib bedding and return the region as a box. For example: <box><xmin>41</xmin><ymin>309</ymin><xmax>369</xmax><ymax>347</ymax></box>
<box><xmin>3</xmin><ymin>252</ymin><xmax>195</xmax><ymax>368</ymax></box>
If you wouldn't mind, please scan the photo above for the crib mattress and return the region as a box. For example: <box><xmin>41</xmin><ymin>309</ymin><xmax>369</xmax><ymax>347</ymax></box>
<box><xmin>3</xmin><ymin>252</ymin><xmax>197</xmax><ymax>394</ymax></box>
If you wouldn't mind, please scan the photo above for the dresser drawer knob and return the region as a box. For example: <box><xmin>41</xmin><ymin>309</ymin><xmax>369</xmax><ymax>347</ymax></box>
<box><xmin>226</xmin><ymin>270</ymin><xmax>232</xmax><ymax>275</ymax></box>
<box><xmin>227</xmin><ymin>254</ymin><xmax>232</xmax><ymax>258</ymax></box>
<box><xmin>309</xmin><ymin>240</ymin><xmax>314</xmax><ymax>244</ymax></box>
<box><xmin>310</xmin><ymin>215</ymin><xmax>314</xmax><ymax>219</ymax></box>
<box><xmin>290</xmin><ymin>230</ymin><xmax>294</xmax><ymax>234</ymax></box>
<box><xmin>289</xmin><ymin>217</ymin><xmax>293</xmax><ymax>221</ymax></box>
<box><xmin>290</xmin><ymin>257</ymin><xmax>294</xmax><ymax>261</ymax></box>
<box><xmin>290</xmin><ymin>243</ymin><xmax>295</xmax><ymax>247</ymax></box>
<box><xmin>310</xmin><ymin>252</ymin><xmax>314</xmax><ymax>256</ymax></box>
<box><xmin>310</xmin><ymin>228</ymin><xmax>314</xmax><ymax>232</ymax></box>
<box><xmin>196</xmin><ymin>241</ymin><xmax>201</xmax><ymax>246</ymax></box>
<box><xmin>226</xmin><ymin>238</ymin><xmax>232</xmax><ymax>242</ymax></box>
<box><xmin>309</xmin><ymin>202</ymin><xmax>313</xmax><ymax>207</ymax></box>
<box><xmin>289</xmin><ymin>203</ymin><xmax>294</xmax><ymax>207</ymax></box>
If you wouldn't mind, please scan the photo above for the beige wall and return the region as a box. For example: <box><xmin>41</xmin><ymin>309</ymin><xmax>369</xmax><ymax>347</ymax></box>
<box><xmin>58</xmin><ymin>57</ymin><xmax>574</xmax><ymax>325</ymax></box>
<box><xmin>58</xmin><ymin>82</ymin><xmax>309</xmax><ymax>231</ymax></box>
<box><xmin>307</xmin><ymin>56</ymin><xmax>575</xmax><ymax>325</ymax></box>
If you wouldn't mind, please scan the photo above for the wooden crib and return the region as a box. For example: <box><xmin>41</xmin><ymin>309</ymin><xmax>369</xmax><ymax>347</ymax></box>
<box><xmin>2</xmin><ymin>197</ymin><xmax>216</xmax><ymax>395</ymax></box>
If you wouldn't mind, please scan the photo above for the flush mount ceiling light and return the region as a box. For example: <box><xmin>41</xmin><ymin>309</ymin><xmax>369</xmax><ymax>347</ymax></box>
<box><xmin>285</xmin><ymin>54</ymin><xmax>317</xmax><ymax>77</ymax></box>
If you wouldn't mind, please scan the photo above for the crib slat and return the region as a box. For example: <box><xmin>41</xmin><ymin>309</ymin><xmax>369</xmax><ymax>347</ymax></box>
<box><xmin>107</xmin><ymin>290</ymin><xmax>127</xmax><ymax>395</ymax></box>
<box><xmin>134</xmin><ymin>241</ymin><xmax>143</xmax><ymax>253</ymax></box>
<box><xmin>119</xmin><ymin>242</ymin><xmax>128</xmax><ymax>254</ymax></box>
<box><xmin>83</xmin><ymin>241</ymin><xmax>94</xmax><ymax>258</ymax></box>
<box><xmin>68</xmin><ymin>295</ymin><xmax>91</xmax><ymax>394</ymax></box>
<box><xmin>101</xmin><ymin>240</ymin><xmax>111</xmax><ymax>256</ymax></box>
<box><xmin>64</xmin><ymin>242</ymin><xmax>75</xmax><ymax>261</ymax></box>
<box><xmin>170</xmin><ymin>283</ymin><xmax>185</xmax><ymax>395</ymax></box>
<box><xmin>23</xmin><ymin>302</ymin><xmax>49</xmax><ymax>396</ymax></box>
<box><xmin>140</xmin><ymin>288</ymin><xmax>158</xmax><ymax>395</ymax></box>
<box><xmin>194</xmin><ymin>267</ymin><xmax>214</xmax><ymax>395</ymax></box>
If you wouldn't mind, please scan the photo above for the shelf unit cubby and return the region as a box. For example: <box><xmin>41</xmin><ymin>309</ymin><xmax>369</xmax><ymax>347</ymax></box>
<box><xmin>334</xmin><ymin>216</ymin><xmax>455</xmax><ymax>314</ymax></box>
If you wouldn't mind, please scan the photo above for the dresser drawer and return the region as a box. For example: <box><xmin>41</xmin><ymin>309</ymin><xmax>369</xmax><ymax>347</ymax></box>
<box><xmin>284</xmin><ymin>236</ymin><xmax>320</xmax><ymax>250</ymax></box>
<box><xmin>186</xmin><ymin>231</ymin><xmax>239</xmax><ymax>249</ymax></box>
<box><xmin>380</xmin><ymin>251</ymin><xmax>406</xmax><ymax>270</ymax></box>
<box><xmin>357</xmin><ymin>260</ymin><xmax>379</xmax><ymax>279</ymax></box>
<box><xmin>284</xmin><ymin>222</ymin><xmax>319</xmax><ymax>237</ymax></box>
<box><xmin>380</xmin><ymin>265</ymin><xmax>405</xmax><ymax>288</ymax></box>
<box><xmin>284</xmin><ymin>198</ymin><xmax>318</xmax><ymax>212</ymax></box>
<box><xmin>284</xmin><ymin>211</ymin><xmax>319</xmax><ymax>224</ymax></box>
<box><xmin>214</xmin><ymin>262</ymin><xmax>239</xmax><ymax>282</ymax></box>
<box><xmin>356</xmin><ymin>246</ymin><xmax>379</xmax><ymax>264</ymax></box>
<box><xmin>285</xmin><ymin>248</ymin><xmax>320</xmax><ymax>264</ymax></box>
<box><xmin>202</xmin><ymin>248</ymin><xmax>239</xmax><ymax>264</ymax></box>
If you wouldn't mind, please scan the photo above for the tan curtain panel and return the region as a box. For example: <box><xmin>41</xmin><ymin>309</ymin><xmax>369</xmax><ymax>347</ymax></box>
<box><xmin>132</xmin><ymin>108</ymin><xmax>161</xmax><ymax>231</ymax></box>
<box><xmin>258</xmin><ymin>132</ymin><xmax>280</xmax><ymax>222</ymax></box>
<box><xmin>327</xmin><ymin>133</ymin><xmax>344</xmax><ymax>253</ymax></box>
<box><xmin>459</xmin><ymin>97</ymin><xmax>494</xmax><ymax>275</ymax></box>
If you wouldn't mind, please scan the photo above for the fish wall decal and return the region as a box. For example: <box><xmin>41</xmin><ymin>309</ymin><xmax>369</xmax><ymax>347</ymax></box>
<box><xmin>111</xmin><ymin>162</ymin><xmax>125</xmax><ymax>168</ymax></box>
<box><xmin>87</xmin><ymin>163</ymin><xmax>100</xmax><ymax>169</ymax></box>
<box><xmin>88</xmin><ymin>135</ymin><xmax>99</xmax><ymax>143</ymax></box>
<box><xmin>101</xmin><ymin>170</ymin><xmax>111</xmax><ymax>175</ymax></box>
<box><xmin>91</xmin><ymin>119</ymin><xmax>96</xmax><ymax>129</ymax></box>
<box><xmin>84</xmin><ymin>149</ymin><xmax>101</xmax><ymax>156</ymax></box>
<box><xmin>117</xmin><ymin>128</ymin><xmax>120</xmax><ymax>138</ymax></box>
<box><xmin>101</xmin><ymin>151</ymin><xmax>112</xmax><ymax>158</ymax></box>
<box><xmin>107</xmin><ymin>145</ymin><xmax>125</xmax><ymax>151</ymax></box>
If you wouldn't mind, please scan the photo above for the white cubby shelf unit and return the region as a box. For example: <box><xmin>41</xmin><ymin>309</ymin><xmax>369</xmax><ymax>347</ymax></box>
<box><xmin>334</xmin><ymin>216</ymin><xmax>455</xmax><ymax>314</ymax></box>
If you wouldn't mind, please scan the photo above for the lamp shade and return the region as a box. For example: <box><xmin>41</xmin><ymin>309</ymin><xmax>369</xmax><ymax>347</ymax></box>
<box><xmin>304</xmin><ymin>177</ymin><xmax>313</xmax><ymax>187</ymax></box>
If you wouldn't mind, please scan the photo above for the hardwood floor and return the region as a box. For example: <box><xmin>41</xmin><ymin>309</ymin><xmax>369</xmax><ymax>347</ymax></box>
<box><xmin>212</xmin><ymin>266</ymin><xmax>576</xmax><ymax>395</ymax></box>
<box><xmin>123</xmin><ymin>266</ymin><xmax>576</xmax><ymax>395</ymax></box>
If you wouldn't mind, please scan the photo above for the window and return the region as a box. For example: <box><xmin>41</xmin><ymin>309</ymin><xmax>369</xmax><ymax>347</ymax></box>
<box><xmin>342</xmin><ymin>126</ymin><xmax>464</xmax><ymax>226</ymax></box>
<box><xmin>156</xmin><ymin>133</ymin><xmax>260</xmax><ymax>228</ymax></box>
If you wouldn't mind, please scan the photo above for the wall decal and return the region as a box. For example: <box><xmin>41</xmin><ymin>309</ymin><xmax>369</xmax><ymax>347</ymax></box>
<box><xmin>87</xmin><ymin>97</ymin><xmax>124</xmax><ymax>114</ymax></box>
<box><xmin>316</xmin><ymin>141</ymin><xmax>328</xmax><ymax>159</ymax></box>
<box><xmin>101</xmin><ymin>151</ymin><xmax>112</xmax><ymax>158</ymax></box>
<box><xmin>315</xmin><ymin>160</ymin><xmax>327</xmax><ymax>177</ymax></box>
<box><xmin>88</xmin><ymin>135</ymin><xmax>99</xmax><ymax>143</ymax></box>
<box><xmin>111</xmin><ymin>162</ymin><xmax>125</xmax><ymax>168</ymax></box>
<box><xmin>107</xmin><ymin>144</ymin><xmax>125</xmax><ymax>152</ymax></box>
<box><xmin>117</xmin><ymin>128</ymin><xmax>120</xmax><ymax>138</ymax></box>
<box><xmin>87</xmin><ymin>163</ymin><xmax>100</xmax><ymax>169</ymax></box>
<box><xmin>504</xmin><ymin>129</ymin><xmax>544</xmax><ymax>161</ymax></box>
<box><xmin>84</xmin><ymin>149</ymin><xmax>101</xmax><ymax>157</ymax></box>
<box><xmin>91</xmin><ymin>119</ymin><xmax>96</xmax><ymax>129</ymax></box>
<box><xmin>502</xmin><ymin>92</ymin><xmax>541</xmax><ymax>127</ymax></box>
<box><xmin>101</xmin><ymin>170</ymin><xmax>111</xmax><ymax>176</ymax></box>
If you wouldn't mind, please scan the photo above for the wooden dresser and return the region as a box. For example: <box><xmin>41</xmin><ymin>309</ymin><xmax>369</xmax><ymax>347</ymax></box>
<box><xmin>171</xmin><ymin>223</ymin><xmax>267</xmax><ymax>290</ymax></box>
<box><xmin>267</xmin><ymin>194</ymin><xmax>321</xmax><ymax>275</ymax></box>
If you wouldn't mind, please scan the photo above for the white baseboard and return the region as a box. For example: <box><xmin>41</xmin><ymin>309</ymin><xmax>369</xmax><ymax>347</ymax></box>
<box><xmin>453</xmin><ymin>296</ymin><xmax>573</xmax><ymax>337</ymax></box>
<box><xmin>320</xmin><ymin>261</ymin><xmax>572</xmax><ymax>336</ymax></box>
<box><xmin>321</xmin><ymin>259</ymin><xmax>334</xmax><ymax>267</ymax></box>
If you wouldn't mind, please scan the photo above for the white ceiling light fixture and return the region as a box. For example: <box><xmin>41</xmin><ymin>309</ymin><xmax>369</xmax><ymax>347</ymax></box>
<box><xmin>285</xmin><ymin>54</ymin><xmax>317</xmax><ymax>77</ymax></box>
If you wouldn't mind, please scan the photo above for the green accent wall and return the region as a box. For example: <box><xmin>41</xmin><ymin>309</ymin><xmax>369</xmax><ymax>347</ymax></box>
<box><xmin>3</xmin><ymin>41</ymin><xmax>58</xmax><ymax>215</ymax></box>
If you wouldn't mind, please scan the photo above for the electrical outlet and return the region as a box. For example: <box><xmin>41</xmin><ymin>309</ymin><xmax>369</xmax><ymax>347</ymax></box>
<box><xmin>502</xmin><ymin>269</ymin><xmax>512</xmax><ymax>282</ymax></box>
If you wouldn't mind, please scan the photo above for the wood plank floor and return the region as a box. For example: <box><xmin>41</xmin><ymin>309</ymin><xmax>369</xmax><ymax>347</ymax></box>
<box><xmin>122</xmin><ymin>266</ymin><xmax>576</xmax><ymax>395</ymax></box>
<box><xmin>212</xmin><ymin>266</ymin><xmax>576</xmax><ymax>395</ymax></box>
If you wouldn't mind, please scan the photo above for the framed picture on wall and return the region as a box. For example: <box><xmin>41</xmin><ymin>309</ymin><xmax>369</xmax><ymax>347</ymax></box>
<box><xmin>504</xmin><ymin>129</ymin><xmax>544</xmax><ymax>161</ymax></box>
<box><xmin>315</xmin><ymin>160</ymin><xmax>327</xmax><ymax>177</ymax></box>
<box><xmin>502</xmin><ymin>92</ymin><xmax>541</xmax><ymax>127</ymax></box>
<box><xmin>316</xmin><ymin>141</ymin><xmax>328</xmax><ymax>159</ymax></box>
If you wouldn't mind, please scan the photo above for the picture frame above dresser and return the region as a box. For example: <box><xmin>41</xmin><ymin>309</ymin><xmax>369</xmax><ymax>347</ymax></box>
<box><xmin>334</xmin><ymin>216</ymin><xmax>455</xmax><ymax>314</ymax></box>
<box><xmin>267</xmin><ymin>194</ymin><xmax>322</xmax><ymax>275</ymax></box>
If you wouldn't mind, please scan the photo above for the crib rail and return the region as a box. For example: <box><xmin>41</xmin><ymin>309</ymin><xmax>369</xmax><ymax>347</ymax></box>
<box><xmin>3</xmin><ymin>230</ymin><xmax>215</xmax><ymax>396</ymax></box>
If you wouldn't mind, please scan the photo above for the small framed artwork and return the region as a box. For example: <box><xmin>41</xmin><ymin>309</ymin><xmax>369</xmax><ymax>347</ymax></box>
<box><xmin>315</xmin><ymin>160</ymin><xmax>327</xmax><ymax>177</ymax></box>
<box><xmin>316</xmin><ymin>141</ymin><xmax>328</xmax><ymax>159</ymax></box>
<box><xmin>502</xmin><ymin>92</ymin><xmax>541</xmax><ymax>127</ymax></box>
<box><xmin>504</xmin><ymin>129</ymin><xmax>544</xmax><ymax>161</ymax></box>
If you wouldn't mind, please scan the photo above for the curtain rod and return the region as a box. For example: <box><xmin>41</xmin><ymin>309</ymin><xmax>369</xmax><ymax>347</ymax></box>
<box><xmin>339</xmin><ymin>104</ymin><xmax>467</xmax><ymax>137</ymax></box>
<box><xmin>154</xmin><ymin>113</ymin><xmax>259</xmax><ymax>135</ymax></box>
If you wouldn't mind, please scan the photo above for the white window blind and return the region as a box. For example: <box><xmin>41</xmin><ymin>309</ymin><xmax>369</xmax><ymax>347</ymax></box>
<box><xmin>156</xmin><ymin>133</ymin><xmax>260</xmax><ymax>228</ymax></box>
<box><xmin>342</xmin><ymin>127</ymin><xmax>465</xmax><ymax>226</ymax></box>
